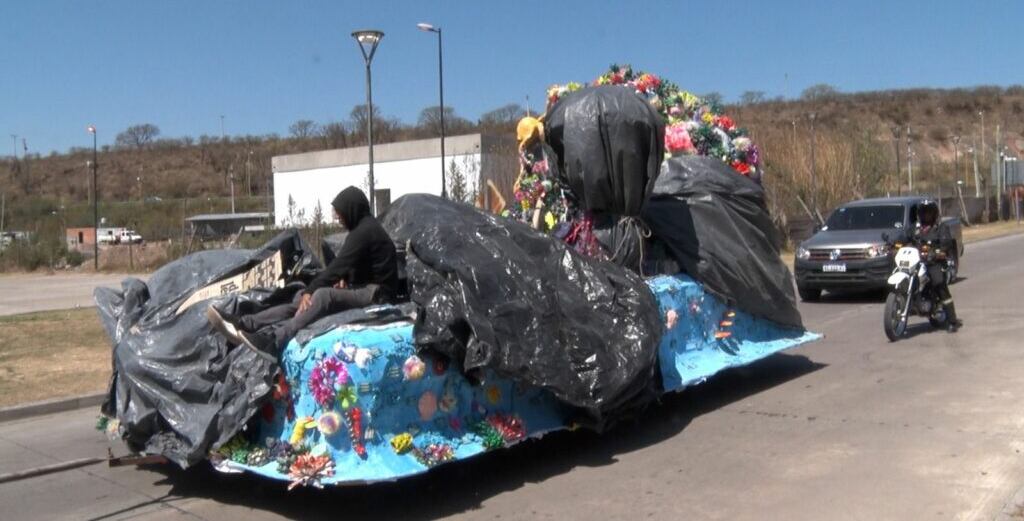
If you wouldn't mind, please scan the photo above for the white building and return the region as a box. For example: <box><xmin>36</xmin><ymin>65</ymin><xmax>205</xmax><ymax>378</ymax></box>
<box><xmin>271</xmin><ymin>133</ymin><xmax>514</xmax><ymax>227</ymax></box>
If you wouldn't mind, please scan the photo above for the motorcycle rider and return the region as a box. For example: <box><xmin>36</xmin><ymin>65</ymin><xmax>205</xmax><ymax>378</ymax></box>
<box><xmin>912</xmin><ymin>200</ymin><xmax>962</xmax><ymax>333</ymax></box>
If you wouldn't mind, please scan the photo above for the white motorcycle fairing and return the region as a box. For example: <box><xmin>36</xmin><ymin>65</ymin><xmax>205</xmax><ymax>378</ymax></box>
<box><xmin>887</xmin><ymin>271</ymin><xmax>910</xmax><ymax>286</ymax></box>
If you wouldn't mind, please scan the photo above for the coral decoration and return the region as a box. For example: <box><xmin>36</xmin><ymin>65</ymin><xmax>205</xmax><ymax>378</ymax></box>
<box><xmin>317</xmin><ymin>412</ymin><xmax>342</xmax><ymax>436</ymax></box>
<box><xmin>289</xmin><ymin>417</ymin><xmax>316</xmax><ymax>446</ymax></box>
<box><xmin>418</xmin><ymin>391</ymin><xmax>439</xmax><ymax>421</ymax></box>
<box><xmin>309</xmin><ymin>357</ymin><xmax>349</xmax><ymax>408</ymax></box>
<box><xmin>287</xmin><ymin>454</ymin><xmax>335</xmax><ymax>490</ymax></box>
<box><xmin>402</xmin><ymin>355</ymin><xmax>426</xmax><ymax>381</ymax></box>
<box><xmin>336</xmin><ymin>385</ymin><xmax>358</xmax><ymax>410</ymax></box>
<box><xmin>487</xmin><ymin>414</ymin><xmax>526</xmax><ymax>443</ymax></box>
<box><xmin>390</xmin><ymin>432</ymin><xmax>414</xmax><ymax>454</ymax></box>
<box><xmin>413</xmin><ymin>443</ymin><xmax>455</xmax><ymax>467</ymax></box>
<box><xmin>472</xmin><ymin>421</ymin><xmax>505</xmax><ymax>450</ymax></box>
<box><xmin>485</xmin><ymin>385</ymin><xmax>502</xmax><ymax>405</ymax></box>
<box><xmin>665</xmin><ymin>309</ymin><xmax>680</xmax><ymax>330</ymax></box>
<box><xmin>246</xmin><ymin>447</ymin><xmax>270</xmax><ymax>467</ymax></box>
<box><xmin>346</xmin><ymin>407</ymin><xmax>367</xmax><ymax>458</ymax></box>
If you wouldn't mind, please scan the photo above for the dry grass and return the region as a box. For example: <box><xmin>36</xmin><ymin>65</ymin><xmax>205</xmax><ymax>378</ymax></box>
<box><xmin>963</xmin><ymin>220</ymin><xmax>1024</xmax><ymax>243</ymax></box>
<box><xmin>0</xmin><ymin>308</ymin><xmax>110</xmax><ymax>408</ymax></box>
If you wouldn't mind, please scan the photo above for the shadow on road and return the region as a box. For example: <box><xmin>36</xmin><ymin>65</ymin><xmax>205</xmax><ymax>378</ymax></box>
<box><xmin>818</xmin><ymin>289</ymin><xmax>885</xmax><ymax>304</ymax></box>
<box><xmin>124</xmin><ymin>353</ymin><xmax>826</xmax><ymax>520</ymax></box>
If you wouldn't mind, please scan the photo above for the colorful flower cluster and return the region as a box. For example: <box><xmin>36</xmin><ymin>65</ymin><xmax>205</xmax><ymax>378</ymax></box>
<box><xmin>308</xmin><ymin>356</ymin><xmax>349</xmax><ymax>408</ymax></box>
<box><xmin>552</xmin><ymin>64</ymin><xmax>762</xmax><ymax>180</ymax></box>
<box><xmin>505</xmin><ymin>141</ymin><xmax>568</xmax><ymax>232</ymax></box>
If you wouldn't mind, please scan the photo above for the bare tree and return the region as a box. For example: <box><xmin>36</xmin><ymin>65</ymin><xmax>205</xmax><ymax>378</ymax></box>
<box><xmin>115</xmin><ymin>124</ymin><xmax>161</xmax><ymax>149</ymax></box>
<box><xmin>801</xmin><ymin>84</ymin><xmax>839</xmax><ymax>102</ymax></box>
<box><xmin>702</xmin><ymin>92</ymin><xmax>724</xmax><ymax>107</ymax></box>
<box><xmin>319</xmin><ymin>122</ymin><xmax>348</xmax><ymax>149</ymax></box>
<box><xmin>348</xmin><ymin>104</ymin><xmax>401</xmax><ymax>145</ymax></box>
<box><xmin>479</xmin><ymin>104</ymin><xmax>526</xmax><ymax>127</ymax></box>
<box><xmin>418</xmin><ymin>106</ymin><xmax>472</xmax><ymax>135</ymax></box>
<box><xmin>289</xmin><ymin>120</ymin><xmax>319</xmax><ymax>139</ymax></box>
<box><xmin>739</xmin><ymin>90</ymin><xmax>766</xmax><ymax>105</ymax></box>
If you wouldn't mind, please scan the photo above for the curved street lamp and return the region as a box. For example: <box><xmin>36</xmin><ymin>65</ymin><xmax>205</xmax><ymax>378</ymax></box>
<box><xmin>417</xmin><ymin>22</ymin><xmax>446</xmax><ymax>199</ymax></box>
<box><xmin>352</xmin><ymin>29</ymin><xmax>384</xmax><ymax>213</ymax></box>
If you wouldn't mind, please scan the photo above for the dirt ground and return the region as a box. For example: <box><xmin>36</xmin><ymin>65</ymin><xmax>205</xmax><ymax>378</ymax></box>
<box><xmin>0</xmin><ymin>308</ymin><xmax>110</xmax><ymax>407</ymax></box>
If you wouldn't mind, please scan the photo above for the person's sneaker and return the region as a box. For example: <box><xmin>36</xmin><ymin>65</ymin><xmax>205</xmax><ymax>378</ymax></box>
<box><xmin>238</xmin><ymin>330</ymin><xmax>279</xmax><ymax>363</ymax></box>
<box><xmin>206</xmin><ymin>305</ymin><xmax>244</xmax><ymax>345</ymax></box>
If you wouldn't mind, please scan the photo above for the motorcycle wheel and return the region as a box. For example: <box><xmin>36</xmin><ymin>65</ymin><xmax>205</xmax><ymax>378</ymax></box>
<box><xmin>884</xmin><ymin>292</ymin><xmax>907</xmax><ymax>342</ymax></box>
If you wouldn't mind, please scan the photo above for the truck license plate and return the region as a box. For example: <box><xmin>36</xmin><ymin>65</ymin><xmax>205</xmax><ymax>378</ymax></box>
<box><xmin>822</xmin><ymin>263</ymin><xmax>847</xmax><ymax>273</ymax></box>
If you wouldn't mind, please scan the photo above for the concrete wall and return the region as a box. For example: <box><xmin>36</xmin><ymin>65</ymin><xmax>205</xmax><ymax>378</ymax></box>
<box><xmin>272</xmin><ymin>134</ymin><xmax>488</xmax><ymax>226</ymax></box>
<box><xmin>273</xmin><ymin>154</ymin><xmax>480</xmax><ymax>226</ymax></box>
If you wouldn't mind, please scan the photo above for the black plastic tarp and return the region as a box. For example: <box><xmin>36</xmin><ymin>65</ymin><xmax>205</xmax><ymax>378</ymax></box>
<box><xmin>381</xmin><ymin>194</ymin><xmax>663</xmax><ymax>426</ymax></box>
<box><xmin>643</xmin><ymin>156</ymin><xmax>803</xmax><ymax>328</ymax></box>
<box><xmin>95</xmin><ymin>231</ymin><xmax>320</xmax><ymax>467</ymax></box>
<box><xmin>545</xmin><ymin>85</ymin><xmax>665</xmax><ymax>216</ymax></box>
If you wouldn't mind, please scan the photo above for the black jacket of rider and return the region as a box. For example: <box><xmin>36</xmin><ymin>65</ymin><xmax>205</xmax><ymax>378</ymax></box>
<box><xmin>303</xmin><ymin>187</ymin><xmax>399</xmax><ymax>301</ymax></box>
<box><xmin>912</xmin><ymin>221</ymin><xmax>954</xmax><ymax>262</ymax></box>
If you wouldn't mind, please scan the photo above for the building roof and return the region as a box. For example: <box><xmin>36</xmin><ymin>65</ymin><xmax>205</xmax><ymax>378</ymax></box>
<box><xmin>186</xmin><ymin>212</ymin><xmax>271</xmax><ymax>222</ymax></box>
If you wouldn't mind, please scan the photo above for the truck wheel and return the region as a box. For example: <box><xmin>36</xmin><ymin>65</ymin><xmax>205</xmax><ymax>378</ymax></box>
<box><xmin>798</xmin><ymin>287</ymin><xmax>821</xmax><ymax>302</ymax></box>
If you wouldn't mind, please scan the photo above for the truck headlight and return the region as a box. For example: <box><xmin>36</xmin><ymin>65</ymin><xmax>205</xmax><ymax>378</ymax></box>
<box><xmin>796</xmin><ymin>246</ymin><xmax>811</xmax><ymax>260</ymax></box>
<box><xmin>866</xmin><ymin>244</ymin><xmax>889</xmax><ymax>258</ymax></box>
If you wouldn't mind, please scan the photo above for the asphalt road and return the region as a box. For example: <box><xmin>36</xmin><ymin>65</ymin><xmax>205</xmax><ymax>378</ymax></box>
<box><xmin>0</xmin><ymin>273</ymin><xmax>139</xmax><ymax>316</ymax></box>
<box><xmin>1</xmin><ymin>234</ymin><xmax>1022</xmax><ymax>520</ymax></box>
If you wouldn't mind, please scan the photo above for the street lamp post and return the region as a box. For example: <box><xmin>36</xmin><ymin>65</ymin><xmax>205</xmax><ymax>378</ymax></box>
<box><xmin>352</xmin><ymin>29</ymin><xmax>384</xmax><ymax>214</ymax></box>
<box><xmin>87</xmin><ymin>125</ymin><xmax>98</xmax><ymax>270</ymax></box>
<box><xmin>417</xmin><ymin>22</ymin><xmax>447</xmax><ymax>199</ymax></box>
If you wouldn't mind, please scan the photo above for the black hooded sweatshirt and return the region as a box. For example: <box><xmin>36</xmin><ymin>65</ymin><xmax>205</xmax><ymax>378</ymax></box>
<box><xmin>304</xmin><ymin>186</ymin><xmax>399</xmax><ymax>300</ymax></box>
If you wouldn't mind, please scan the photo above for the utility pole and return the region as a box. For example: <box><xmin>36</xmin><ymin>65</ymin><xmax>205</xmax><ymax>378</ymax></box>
<box><xmin>952</xmin><ymin>135</ymin><xmax>960</xmax><ymax>194</ymax></box>
<box><xmin>10</xmin><ymin>134</ymin><xmax>17</xmax><ymax>160</ymax></box>
<box><xmin>979</xmin><ymin>111</ymin><xmax>986</xmax><ymax>165</ymax></box>
<box><xmin>88</xmin><ymin>125</ymin><xmax>99</xmax><ymax>271</ymax></box>
<box><xmin>971</xmin><ymin>140</ymin><xmax>987</xmax><ymax>220</ymax></box>
<box><xmin>246</xmin><ymin>150</ymin><xmax>252</xmax><ymax>197</ymax></box>
<box><xmin>906</xmin><ymin>125</ymin><xmax>914</xmax><ymax>193</ymax></box>
<box><xmin>229</xmin><ymin>166</ymin><xmax>236</xmax><ymax>214</ymax></box>
<box><xmin>1</xmin><ymin>192</ymin><xmax>5</xmax><ymax>233</ymax></box>
<box><xmin>21</xmin><ymin>138</ymin><xmax>29</xmax><ymax>188</ymax></box>
<box><xmin>996</xmin><ymin>125</ymin><xmax>1002</xmax><ymax>220</ymax></box>
<box><xmin>891</xmin><ymin>125</ymin><xmax>902</xmax><ymax>196</ymax></box>
<box><xmin>809</xmin><ymin>112</ymin><xmax>818</xmax><ymax>221</ymax></box>
<box><xmin>220</xmin><ymin>115</ymin><xmax>225</xmax><ymax>140</ymax></box>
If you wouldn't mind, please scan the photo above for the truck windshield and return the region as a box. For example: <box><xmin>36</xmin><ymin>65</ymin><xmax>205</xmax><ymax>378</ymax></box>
<box><xmin>825</xmin><ymin>205</ymin><xmax>904</xmax><ymax>230</ymax></box>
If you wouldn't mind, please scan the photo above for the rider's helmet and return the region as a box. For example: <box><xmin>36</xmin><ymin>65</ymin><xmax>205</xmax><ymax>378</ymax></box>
<box><xmin>918</xmin><ymin>199</ymin><xmax>939</xmax><ymax>227</ymax></box>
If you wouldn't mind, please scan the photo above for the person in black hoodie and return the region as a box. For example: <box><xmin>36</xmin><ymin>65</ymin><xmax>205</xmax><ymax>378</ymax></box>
<box><xmin>207</xmin><ymin>186</ymin><xmax>398</xmax><ymax>359</ymax></box>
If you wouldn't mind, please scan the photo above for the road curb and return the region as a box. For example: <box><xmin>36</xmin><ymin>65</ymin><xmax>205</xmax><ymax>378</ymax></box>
<box><xmin>0</xmin><ymin>393</ymin><xmax>105</xmax><ymax>423</ymax></box>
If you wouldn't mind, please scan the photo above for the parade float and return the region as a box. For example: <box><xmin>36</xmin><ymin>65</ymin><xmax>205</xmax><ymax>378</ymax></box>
<box><xmin>96</xmin><ymin>65</ymin><xmax>819</xmax><ymax>488</ymax></box>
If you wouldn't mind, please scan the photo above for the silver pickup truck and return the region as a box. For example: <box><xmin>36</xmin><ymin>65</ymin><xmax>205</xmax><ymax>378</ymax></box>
<box><xmin>794</xmin><ymin>196</ymin><xmax>963</xmax><ymax>301</ymax></box>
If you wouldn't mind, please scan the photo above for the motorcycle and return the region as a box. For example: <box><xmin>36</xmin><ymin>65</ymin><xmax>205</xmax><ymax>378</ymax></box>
<box><xmin>882</xmin><ymin>234</ymin><xmax>950</xmax><ymax>341</ymax></box>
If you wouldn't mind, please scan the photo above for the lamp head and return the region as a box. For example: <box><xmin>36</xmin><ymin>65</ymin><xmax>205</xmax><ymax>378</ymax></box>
<box><xmin>87</xmin><ymin>125</ymin><xmax>96</xmax><ymax>134</ymax></box>
<box><xmin>417</xmin><ymin>22</ymin><xmax>439</xmax><ymax>33</ymax></box>
<box><xmin>351</xmin><ymin>29</ymin><xmax>384</xmax><ymax>63</ymax></box>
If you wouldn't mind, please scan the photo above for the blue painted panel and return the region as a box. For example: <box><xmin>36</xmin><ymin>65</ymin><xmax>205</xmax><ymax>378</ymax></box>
<box><xmin>213</xmin><ymin>274</ymin><xmax>819</xmax><ymax>486</ymax></box>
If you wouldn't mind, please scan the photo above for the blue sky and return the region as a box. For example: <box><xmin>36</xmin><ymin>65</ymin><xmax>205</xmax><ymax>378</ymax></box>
<box><xmin>2</xmin><ymin>0</ymin><xmax>1023</xmax><ymax>155</ymax></box>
